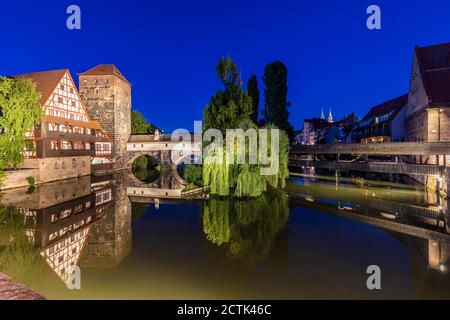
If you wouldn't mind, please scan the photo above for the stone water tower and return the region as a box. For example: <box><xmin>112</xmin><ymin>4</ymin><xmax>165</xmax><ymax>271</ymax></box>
<box><xmin>78</xmin><ymin>65</ymin><xmax>131</xmax><ymax>168</ymax></box>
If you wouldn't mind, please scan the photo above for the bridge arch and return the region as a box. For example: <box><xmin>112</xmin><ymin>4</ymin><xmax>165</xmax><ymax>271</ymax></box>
<box><xmin>172</xmin><ymin>154</ymin><xmax>202</xmax><ymax>186</ymax></box>
<box><xmin>127</xmin><ymin>151</ymin><xmax>161</xmax><ymax>168</ymax></box>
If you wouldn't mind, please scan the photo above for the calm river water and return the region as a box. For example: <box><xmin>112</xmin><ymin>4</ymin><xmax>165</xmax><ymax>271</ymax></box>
<box><xmin>0</xmin><ymin>171</ymin><xmax>449</xmax><ymax>299</ymax></box>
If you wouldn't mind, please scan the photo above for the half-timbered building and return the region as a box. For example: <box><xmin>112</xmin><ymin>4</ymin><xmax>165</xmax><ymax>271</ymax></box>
<box><xmin>12</xmin><ymin>69</ymin><xmax>112</xmax><ymax>180</ymax></box>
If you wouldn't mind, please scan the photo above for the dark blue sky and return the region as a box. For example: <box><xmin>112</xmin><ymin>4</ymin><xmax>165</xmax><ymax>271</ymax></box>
<box><xmin>1</xmin><ymin>0</ymin><xmax>450</xmax><ymax>132</ymax></box>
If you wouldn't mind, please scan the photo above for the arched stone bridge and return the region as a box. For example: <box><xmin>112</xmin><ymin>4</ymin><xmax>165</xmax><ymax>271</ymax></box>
<box><xmin>126</xmin><ymin>133</ymin><xmax>202</xmax><ymax>185</ymax></box>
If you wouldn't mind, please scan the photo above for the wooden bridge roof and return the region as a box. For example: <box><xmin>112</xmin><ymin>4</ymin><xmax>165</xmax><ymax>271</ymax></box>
<box><xmin>128</xmin><ymin>133</ymin><xmax>196</xmax><ymax>143</ymax></box>
<box><xmin>291</xmin><ymin>142</ymin><xmax>450</xmax><ymax>156</ymax></box>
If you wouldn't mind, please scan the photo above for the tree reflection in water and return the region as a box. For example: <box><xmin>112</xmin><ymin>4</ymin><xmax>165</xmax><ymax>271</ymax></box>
<box><xmin>202</xmin><ymin>190</ymin><xmax>289</xmax><ymax>267</ymax></box>
<box><xmin>0</xmin><ymin>206</ymin><xmax>44</xmax><ymax>287</ymax></box>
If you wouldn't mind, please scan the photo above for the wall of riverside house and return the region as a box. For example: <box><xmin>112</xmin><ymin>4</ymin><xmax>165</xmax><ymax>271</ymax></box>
<box><xmin>0</xmin><ymin>156</ymin><xmax>91</xmax><ymax>190</ymax></box>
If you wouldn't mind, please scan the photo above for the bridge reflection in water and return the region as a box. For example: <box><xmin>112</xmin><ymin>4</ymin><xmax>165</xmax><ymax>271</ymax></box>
<box><xmin>287</xmin><ymin>175</ymin><xmax>450</xmax><ymax>295</ymax></box>
<box><xmin>0</xmin><ymin>171</ymin><xmax>450</xmax><ymax>298</ymax></box>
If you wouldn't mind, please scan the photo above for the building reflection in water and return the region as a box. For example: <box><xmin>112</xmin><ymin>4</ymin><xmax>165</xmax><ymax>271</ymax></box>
<box><xmin>2</xmin><ymin>170</ymin><xmax>450</xmax><ymax>298</ymax></box>
<box><xmin>0</xmin><ymin>174</ymin><xmax>132</xmax><ymax>287</ymax></box>
<box><xmin>80</xmin><ymin>174</ymin><xmax>132</xmax><ymax>271</ymax></box>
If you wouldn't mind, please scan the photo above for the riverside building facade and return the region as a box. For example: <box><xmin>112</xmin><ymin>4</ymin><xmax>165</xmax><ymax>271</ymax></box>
<box><xmin>4</xmin><ymin>69</ymin><xmax>113</xmax><ymax>188</ymax></box>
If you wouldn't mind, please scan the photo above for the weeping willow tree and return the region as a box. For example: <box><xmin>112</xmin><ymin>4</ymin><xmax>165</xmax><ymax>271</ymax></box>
<box><xmin>202</xmin><ymin>131</ymin><xmax>289</xmax><ymax>198</ymax></box>
<box><xmin>202</xmin><ymin>57</ymin><xmax>290</xmax><ymax>198</ymax></box>
<box><xmin>0</xmin><ymin>206</ymin><xmax>45</xmax><ymax>287</ymax></box>
<box><xmin>202</xmin><ymin>190</ymin><xmax>289</xmax><ymax>267</ymax></box>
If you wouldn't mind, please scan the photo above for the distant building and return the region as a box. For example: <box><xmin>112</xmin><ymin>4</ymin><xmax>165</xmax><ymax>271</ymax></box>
<box><xmin>325</xmin><ymin>113</ymin><xmax>358</xmax><ymax>144</ymax></box>
<box><xmin>352</xmin><ymin>95</ymin><xmax>408</xmax><ymax>143</ymax></box>
<box><xmin>301</xmin><ymin>117</ymin><xmax>331</xmax><ymax>145</ymax></box>
<box><xmin>293</xmin><ymin>129</ymin><xmax>304</xmax><ymax>145</ymax></box>
<box><xmin>295</xmin><ymin>110</ymin><xmax>356</xmax><ymax>145</ymax></box>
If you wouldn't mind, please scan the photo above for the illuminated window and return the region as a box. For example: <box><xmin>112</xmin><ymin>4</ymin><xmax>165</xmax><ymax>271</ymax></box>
<box><xmin>51</xmin><ymin>140</ymin><xmax>60</xmax><ymax>150</ymax></box>
<box><xmin>73</xmin><ymin>142</ymin><xmax>84</xmax><ymax>150</ymax></box>
<box><xmin>61</xmin><ymin>141</ymin><xmax>72</xmax><ymax>150</ymax></box>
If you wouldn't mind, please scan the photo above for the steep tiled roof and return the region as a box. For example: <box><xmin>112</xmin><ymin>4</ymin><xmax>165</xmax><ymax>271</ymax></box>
<box><xmin>416</xmin><ymin>42</ymin><xmax>450</xmax><ymax>104</ymax></box>
<box><xmin>12</xmin><ymin>70</ymin><xmax>67</xmax><ymax>106</ymax></box>
<box><xmin>364</xmin><ymin>94</ymin><xmax>408</xmax><ymax>120</ymax></box>
<box><xmin>78</xmin><ymin>64</ymin><xmax>131</xmax><ymax>84</ymax></box>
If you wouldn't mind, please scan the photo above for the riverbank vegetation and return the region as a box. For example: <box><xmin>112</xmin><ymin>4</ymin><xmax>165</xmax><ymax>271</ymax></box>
<box><xmin>0</xmin><ymin>76</ymin><xmax>43</xmax><ymax>182</ymax></box>
<box><xmin>184</xmin><ymin>165</ymin><xmax>203</xmax><ymax>188</ymax></box>
<box><xmin>131</xmin><ymin>110</ymin><xmax>159</xmax><ymax>134</ymax></box>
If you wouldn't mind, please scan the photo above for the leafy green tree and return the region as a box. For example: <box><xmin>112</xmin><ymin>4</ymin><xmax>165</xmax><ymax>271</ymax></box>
<box><xmin>184</xmin><ymin>165</ymin><xmax>203</xmax><ymax>187</ymax></box>
<box><xmin>247</xmin><ymin>74</ymin><xmax>260</xmax><ymax>125</ymax></box>
<box><xmin>262</xmin><ymin>61</ymin><xmax>294</xmax><ymax>141</ymax></box>
<box><xmin>131</xmin><ymin>110</ymin><xmax>158</xmax><ymax>134</ymax></box>
<box><xmin>202</xmin><ymin>58</ymin><xmax>290</xmax><ymax>198</ymax></box>
<box><xmin>203</xmin><ymin>57</ymin><xmax>252</xmax><ymax>133</ymax></box>
<box><xmin>0</xmin><ymin>77</ymin><xmax>43</xmax><ymax>180</ymax></box>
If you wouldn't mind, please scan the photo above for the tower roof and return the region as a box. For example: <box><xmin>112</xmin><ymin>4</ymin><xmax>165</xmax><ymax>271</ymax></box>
<box><xmin>78</xmin><ymin>64</ymin><xmax>131</xmax><ymax>84</ymax></box>
<box><xmin>12</xmin><ymin>69</ymin><xmax>68</xmax><ymax>105</ymax></box>
<box><xmin>328</xmin><ymin>109</ymin><xmax>333</xmax><ymax>123</ymax></box>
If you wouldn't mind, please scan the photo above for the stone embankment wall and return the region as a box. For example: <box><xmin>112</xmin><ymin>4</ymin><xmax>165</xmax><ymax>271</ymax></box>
<box><xmin>0</xmin><ymin>273</ymin><xmax>45</xmax><ymax>300</ymax></box>
<box><xmin>1</xmin><ymin>156</ymin><xmax>91</xmax><ymax>190</ymax></box>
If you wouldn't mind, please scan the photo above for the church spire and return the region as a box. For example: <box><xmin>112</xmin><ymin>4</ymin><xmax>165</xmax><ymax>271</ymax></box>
<box><xmin>320</xmin><ymin>108</ymin><xmax>325</xmax><ymax>120</ymax></box>
<box><xmin>328</xmin><ymin>108</ymin><xmax>333</xmax><ymax>123</ymax></box>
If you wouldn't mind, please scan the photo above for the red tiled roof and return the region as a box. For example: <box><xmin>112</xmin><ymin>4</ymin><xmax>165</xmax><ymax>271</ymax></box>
<box><xmin>416</xmin><ymin>42</ymin><xmax>450</xmax><ymax>104</ymax></box>
<box><xmin>12</xmin><ymin>69</ymin><xmax>67</xmax><ymax>106</ymax></box>
<box><xmin>78</xmin><ymin>64</ymin><xmax>131</xmax><ymax>84</ymax></box>
<box><xmin>364</xmin><ymin>94</ymin><xmax>408</xmax><ymax>120</ymax></box>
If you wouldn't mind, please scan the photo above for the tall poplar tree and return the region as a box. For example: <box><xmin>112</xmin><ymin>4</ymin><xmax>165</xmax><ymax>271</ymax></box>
<box><xmin>262</xmin><ymin>61</ymin><xmax>294</xmax><ymax>141</ymax></box>
<box><xmin>247</xmin><ymin>74</ymin><xmax>260</xmax><ymax>125</ymax></box>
